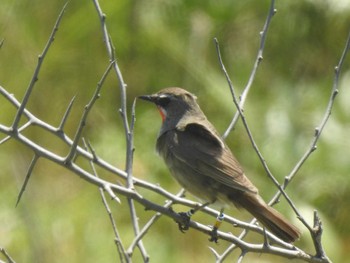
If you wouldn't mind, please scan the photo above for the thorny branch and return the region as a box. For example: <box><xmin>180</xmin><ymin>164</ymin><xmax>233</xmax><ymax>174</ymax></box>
<box><xmin>11</xmin><ymin>3</ymin><xmax>68</xmax><ymax>132</ymax></box>
<box><xmin>213</xmin><ymin>4</ymin><xmax>350</xmax><ymax>263</ymax></box>
<box><xmin>83</xmin><ymin>138</ymin><xmax>129</xmax><ymax>263</ymax></box>
<box><xmin>91</xmin><ymin>0</ymin><xmax>148</xmax><ymax>260</ymax></box>
<box><xmin>1</xmin><ymin>1</ymin><xmax>349</xmax><ymax>263</ymax></box>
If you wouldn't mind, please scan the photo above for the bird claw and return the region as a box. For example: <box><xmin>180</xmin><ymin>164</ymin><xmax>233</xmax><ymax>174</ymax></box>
<box><xmin>209</xmin><ymin>227</ymin><xmax>219</xmax><ymax>243</ymax></box>
<box><xmin>209</xmin><ymin>209</ymin><xmax>224</xmax><ymax>243</ymax></box>
<box><xmin>176</xmin><ymin>212</ymin><xmax>192</xmax><ymax>232</ymax></box>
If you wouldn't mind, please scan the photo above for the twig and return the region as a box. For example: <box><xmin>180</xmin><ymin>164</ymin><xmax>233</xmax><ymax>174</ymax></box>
<box><xmin>83</xmin><ymin>138</ymin><xmax>127</xmax><ymax>262</ymax></box>
<box><xmin>0</xmin><ymin>121</ymin><xmax>31</xmax><ymax>145</ymax></box>
<box><xmin>125</xmin><ymin>98</ymin><xmax>149</xmax><ymax>259</ymax></box>
<box><xmin>126</xmin><ymin>98</ymin><xmax>137</xmax><ymax>189</ymax></box>
<box><xmin>214</xmin><ymin>21</ymin><xmax>350</xmax><ymax>263</ymax></box>
<box><xmin>65</xmin><ymin>61</ymin><xmax>114</xmax><ymax>163</ymax></box>
<box><xmin>0</xmin><ymin>86</ymin><xmax>127</xmax><ymax>178</ymax></box>
<box><xmin>11</xmin><ymin>2</ymin><xmax>68</xmax><ymax>131</ymax></box>
<box><xmin>127</xmin><ymin>189</ymin><xmax>186</xmax><ymax>256</ymax></box>
<box><xmin>92</xmin><ymin>0</ymin><xmax>149</xmax><ymax>260</ymax></box>
<box><xmin>265</xmin><ymin>29</ymin><xmax>350</xmax><ymax>261</ymax></box>
<box><xmin>214</xmin><ymin>34</ymin><xmax>334</xmax><ymax>263</ymax></box>
<box><xmin>223</xmin><ymin>0</ymin><xmax>276</xmax><ymax>139</ymax></box>
<box><xmin>237</xmin><ymin>250</ymin><xmax>247</xmax><ymax>263</ymax></box>
<box><xmin>215</xmin><ymin>37</ymin><xmax>300</xmax><ymax>222</ymax></box>
<box><xmin>283</xmin><ymin>30</ymin><xmax>350</xmax><ymax>187</ymax></box>
<box><xmin>213</xmin><ymin>3</ymin><xmax>277</xmax><ymax>258</ymax></box>
<box><xmin>91</xmin><ymin>0</ymin><xmax>129</xmax><ymax>138</ymax></box>
<box><xmin>215</xmin><ymin>219</ymin><xmax>256</xmax><ymax>262</ymax></box>
<box><xmin>0</xmin><ymin>247</ymin><xmax>16</xmax><ymax>263</ymax></box>
<box><xmin>311</xmin><ymin>211</ymin><xmax>327</xmax><ymax>260</ymax></box>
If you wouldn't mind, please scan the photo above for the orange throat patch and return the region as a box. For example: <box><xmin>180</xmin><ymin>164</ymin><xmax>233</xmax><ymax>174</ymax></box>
<box><xmin>157</xmin><ymin>106</ymin><xmax>166</xmax><ymax>122</ymax></box>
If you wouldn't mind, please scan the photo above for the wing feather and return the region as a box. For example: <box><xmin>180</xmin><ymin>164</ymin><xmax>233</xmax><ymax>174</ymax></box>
<box><xmin>159</xmin><ymin>122</ymin><xmax>258</xmax><ymax>194</ymax></box>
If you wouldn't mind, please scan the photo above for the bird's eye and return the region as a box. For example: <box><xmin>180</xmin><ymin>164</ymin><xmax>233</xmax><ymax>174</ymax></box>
<box><xmin>156</xmin><ymin>95</ymin><xmax>171</xmax><ymax>107</ymax></box>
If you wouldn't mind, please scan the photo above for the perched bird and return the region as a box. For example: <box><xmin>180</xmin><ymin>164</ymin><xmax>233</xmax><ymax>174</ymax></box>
<box><xmin>139</xmin><ymin>87</ymin><xmax>300</xmax><ymax>243</ymax></box>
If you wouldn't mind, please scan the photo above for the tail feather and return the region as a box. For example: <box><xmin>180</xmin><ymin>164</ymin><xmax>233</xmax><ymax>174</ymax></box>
<box><xmin>236</xmin><ymin>193</ymin><xmax>300</xmax><ymax>243</ymax></box>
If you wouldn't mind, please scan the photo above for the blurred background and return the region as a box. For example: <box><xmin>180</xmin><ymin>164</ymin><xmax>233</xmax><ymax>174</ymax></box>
<box><xmin>0</xmin><ymin>0</ymin><xmax>349</xmax><ymax>262</ymax></box>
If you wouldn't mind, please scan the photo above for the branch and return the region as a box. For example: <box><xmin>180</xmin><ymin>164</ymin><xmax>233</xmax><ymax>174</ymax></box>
<box><xmin>11</xmin><ymin>2</ymin><xmax>68</xmax><ymax>131</ymax></box>
<box><xmin>127</xmin><ymin>189</ymin><xmax>186</xmax><ymax>256</ymax></box>
<box><xmin>215</xmin><ymin>38</ymin><xmax>300</xmax><ymax>218</ymax></box>
<box><xmin>283</xmin><ymin>30</ymin><xmax>350</xmax><ymax>187</ymax></box>
<box><xmin>91</xmin><ymin>0</ymin><xmax>148</xmax><ymax>260</ymax></box>
<box><xmin>0</xmin><ymin>85</ymin><xmax>127</xmax><ymax>178</ymax></box>
<box><xmin>83</xmin><ymin>138</ymin><xmax>127</xmax><ymax>262</ymax></box>
<box><xmin>0</xmin><ymin>247</ymin><xmax>16</xmax><ymax>263</ymax></box>
<box><xmin>65</xmin><ymin>61</ymin><xmax>114</xmax><ymax>163</ymax></box>
<box><xmin>212</xmin><ymin>10</ymin><xmax>350</xmax><ymax>263</ymax></box>
<box><xmin>223</xmin><ymin>0</ymin><xmax>276</xmax><ymax>138</ymax></box>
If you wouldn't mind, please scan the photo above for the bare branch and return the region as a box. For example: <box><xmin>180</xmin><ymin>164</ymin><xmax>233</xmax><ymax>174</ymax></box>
<box><xmin>223</xmin><ymin>0</ymin><xmax>276</xmax><ymax>138</ymax></box>
<box><xmin>11</xmin><ymin>2</ymin><xmax>68</xmax><ymax>131</ymax></box>
<box><xmin>215</xmin><ymin>38</ymin><xmax>299</xmax><ymax>216</ymax></box>
<box><xmin>92</xmin><ymin>0</ymin><xmax>148</xmax><ymax>260</ymax></box>
<box><xmin>91</xmin><ymin>0</ymin><xmax>130</xmax><ymax>137</ymax></box>
<box><xmin>283</xmin><ymin>30</ymin><xmax>350</xmax><ymax>186</ymax></box>
<box><xmin>126</xmin><ymin>98</ymin><xmax>137</xmax><ymax>188</ymax></box>
<box><xmin>124</xmin><ymin>98</ymin><xmax>147</xmax><ymax>259</ymax></box>
<box><xmin>0</xmin><ymin>86</ymin><xmax>127</xmax><ymax>178</ymax></box>
<box><xmin>83</xmin><ymin>138</ymin><xmax>127</xmax><ymax>262</ymax></box>
<box><xmin>312</xmin><ymin>211</ymin><xmax>327</xmax><ymax>260</ymax></box>
<box><xmin>0</xmin><ymin>247</ymin><xmax>16</xmax><ymax>263</ymax></box>
<box><xmin>0</xmin><ymin>121</ymin><xmax>31</xmax><ymax>145</ymax></box>
<box><xmin>65</xmin><ymin>61</ymin><xmax>114</xmax><ymax>163</ymax></box>
<box><xmin>127</xmin><ymin>189</ymin><xmax>186</xmax><ymax>256</ymax></box>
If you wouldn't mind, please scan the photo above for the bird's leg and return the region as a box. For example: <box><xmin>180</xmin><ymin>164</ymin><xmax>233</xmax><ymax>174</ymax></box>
<box><xmin>177</xmin><ymin>202</ymin><xmax>211</xmax><ymax>232</ymax></box>
<box><xmin>209</xmin><ymin>208</ymin><xmax>225</xmax><ymax>243</ymax></box>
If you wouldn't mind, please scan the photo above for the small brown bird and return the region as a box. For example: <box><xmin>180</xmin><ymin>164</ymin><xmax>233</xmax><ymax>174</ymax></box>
<box><xmin>139</xmin><ymin>87</ymin><xmax>300</xmax><ymax>243</ymax></box>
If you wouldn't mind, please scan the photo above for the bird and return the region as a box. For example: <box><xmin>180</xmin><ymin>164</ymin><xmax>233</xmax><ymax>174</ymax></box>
<box><xmin>139</xmin><ymin>87</ymin><xmax>300</xmax><ymax>243</ymax></box>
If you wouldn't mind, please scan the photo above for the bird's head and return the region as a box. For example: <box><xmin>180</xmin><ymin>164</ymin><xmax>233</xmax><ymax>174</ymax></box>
<box><xmin>139</xmin><ymin>87</ymin><xmax>204</xmax><ymax>133</ymax></box>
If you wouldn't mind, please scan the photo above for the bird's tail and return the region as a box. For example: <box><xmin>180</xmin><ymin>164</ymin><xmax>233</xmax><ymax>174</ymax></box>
<box><xmin>236</xmin><ymin>193</ymin><xmax>301</xmax><ymax>243</ymax></box>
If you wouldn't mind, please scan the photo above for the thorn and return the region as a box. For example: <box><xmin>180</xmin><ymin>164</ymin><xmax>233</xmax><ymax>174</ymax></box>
<box><xmin>263</xmin><ymin>228</ymin><xmax>270</xmax><ymax>248</ymax></box>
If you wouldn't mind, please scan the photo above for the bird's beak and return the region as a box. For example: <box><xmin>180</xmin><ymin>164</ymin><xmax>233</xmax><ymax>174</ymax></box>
<box><xmin>138</xmin><ymin>94</ymin><xmax>155</xmax><ymax>103</ymax></box>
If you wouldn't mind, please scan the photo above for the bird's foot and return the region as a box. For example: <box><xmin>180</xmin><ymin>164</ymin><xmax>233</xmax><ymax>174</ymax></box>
<box><xmin>172</xmin><ymin>202</ymin><xmax>211</xmax><ymax>233</ymax></box>
<box><xmin>176</xmin><ymin>209</ymin><xmax>194</xmax><ymax>233</ymax></box>
<box><xmin>208</xmin><ymin>210</ymin><xmax>225</xmax><ymax>243</ymax></box>
<box><xmin>209</xmin><ymin>227</ymin><xmax>219</xmax><ymax>243</ymax></box>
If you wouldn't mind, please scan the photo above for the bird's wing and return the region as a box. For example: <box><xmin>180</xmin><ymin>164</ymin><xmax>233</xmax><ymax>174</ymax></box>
<box><xmin>169</xmin><ymin>122</ymin><xmax>258</xmax><ymax>194</ymax></box>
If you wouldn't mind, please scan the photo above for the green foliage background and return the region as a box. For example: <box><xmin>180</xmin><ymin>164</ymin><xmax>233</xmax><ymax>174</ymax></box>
<box><xmin>0</xmin><ymin>0</ymin><xmax>349</xmax><ymax>262</ymax></box>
